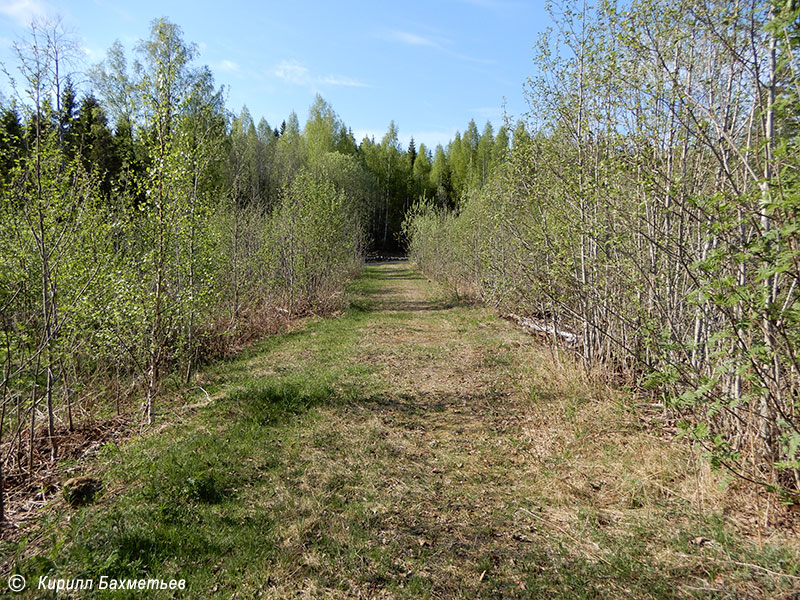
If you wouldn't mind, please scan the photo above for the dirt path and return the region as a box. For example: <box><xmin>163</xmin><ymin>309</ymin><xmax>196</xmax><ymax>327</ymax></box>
<box><xmin>292</xmin><ymin>264</ymin><xmax>547</xmax><ymax>595</ymax></box>
<box><xmin>221</xmin><ymin>263</ymin><xmax>798</xmax><ymax>597</ymax></box>
<box><xmin>7</xmin><ymin>262</ymin><xmax>798</xmax><ymax>599</ymax></box>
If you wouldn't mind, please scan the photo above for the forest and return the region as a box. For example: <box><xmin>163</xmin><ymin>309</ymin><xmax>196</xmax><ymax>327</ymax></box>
<box><xmin>0</xmin><ymin>0</ymin><xmax>799</xmax><ymax>587</ymax></box>
<box><xmin>0</xmin><ymin>16</ymin><xmax>516</xmax><ymax>522</ymax></box>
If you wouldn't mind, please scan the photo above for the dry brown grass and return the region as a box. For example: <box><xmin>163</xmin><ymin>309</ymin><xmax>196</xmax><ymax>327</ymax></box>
<box><xmin>227</xmin><ymin>263</ymin><xmax>800</xmax><ymax>597</ymax></box>
<box><xmin>9</xmin><ymin>263</ymin><xmax>798</xmax><ymax>598</ymax></box>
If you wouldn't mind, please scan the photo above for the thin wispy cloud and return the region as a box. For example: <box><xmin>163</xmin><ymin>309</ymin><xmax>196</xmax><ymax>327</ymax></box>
<box><xmin>0</xmin><ymin>0</ymin><xmax>50</xmax><ymax>26</ymax></box>
<box><xmin>386</xmin><ymin>31</ymin><xmax>445</xmax><ymax>48</ymax></box>
<box><xmin>274</xmin><ymin>59</ymin><xmax>370</xmax><ymax>90</ymax></box>
<box><xmin>382</xmin><ymin>29</ymin><xmax>495</xmax><ymax>66</ymax></box>
<box><xmin>448</xmin><ymin>51</ymin><xmax>495</xmax><ymax>65</ymax></box>
<box><xmin>321</xmin><ymin>75</ymin><xmax>370</xmax><ymax>88</ymax></box>
<box><xmin>274</xmin><ymin>60</ymin><xmax>312</xmax><ymax>85</ymax></box>
<box><xmin>218</xmin><ymin>59</ymin><xmax>240</xmax><ymax>73</ymax></box>
<box><xmin>81</xmin><ymin>43</ymin><xmax>102</xmax><ymax>60</ymax></box>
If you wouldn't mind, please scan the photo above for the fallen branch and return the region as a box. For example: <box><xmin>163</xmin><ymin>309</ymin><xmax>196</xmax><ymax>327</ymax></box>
<box><xmin>184</xmin><ymin>386</ymin><xmax>212</xmax><ymax>403</ymax></box>
<box><xmin>503</xmin><ymin>313</ymin><xmax>578</xmax><ymax>345</ymax></box>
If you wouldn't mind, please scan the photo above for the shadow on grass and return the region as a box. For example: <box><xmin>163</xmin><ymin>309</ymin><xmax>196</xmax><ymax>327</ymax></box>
<box><xmin>367</xmin><ymin>269</ymin><xmax>425</xmax><ymax>281</ymax></box>
<box><xmin>12</xmin><ymin>377</ymin><xmax>336</xmax><ymax>592</ymax></box>
<box><xmin>224</xmin><ymin>378</ymin><xmax>336</xmax><ymax>426</ymax></box>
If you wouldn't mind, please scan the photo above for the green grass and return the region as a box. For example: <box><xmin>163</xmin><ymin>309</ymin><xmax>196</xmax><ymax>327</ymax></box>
<box><xmin>2</xmin><ymin>263</ymin><xmax>799</xmax><ymax>599</ymax></box>
<box><xmin>3</xmin><ymin>278</ymin><xmax>381</xmax><ymax>598</ymax></box>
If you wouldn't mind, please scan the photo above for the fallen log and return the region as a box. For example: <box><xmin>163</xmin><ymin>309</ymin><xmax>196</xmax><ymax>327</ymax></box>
<box><xmin>503</xmin><ymin>313</ymin><xmax>578</xmax><ymax>345</ymax></box>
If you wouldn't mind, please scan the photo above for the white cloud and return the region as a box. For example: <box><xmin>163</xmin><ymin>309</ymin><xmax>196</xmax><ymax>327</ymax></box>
<box><xmin>386</xmin><ymin>31</ymin><xmax>444</xmax><ymax>48</ymax></box>
<box><xmin>449</xmin><ymin>52</ymin><xmax>495</xmax><ymax>65</ymax></box>
<box><xmin>0</xmin><ymin>0</ymin><xmax>50</xmax><ymax>26</ymax></box>
<box><xmin>218</xmin><ymin>59</ymin><xmax>240</xmax><ymax>73</ymax></box>
<box><xmin>274</xmin><ymin>59</ymin><xmax>369</xmax><ymax>90</ymax></box>
<box><xmin>81</xmin><ymin>44</ymin><xmax>102</xmax><ymax>61</ymax></box>
<box><xmin>382</xmin><ymin>29</ymin><xmax>494</xmax><ymax>65</ymax></box>
<box><xmin>320</xmin><ymin>74</ymin><xmax>370</xmax><ymax>88</ymax></box>
<box><xmin>274</xmin><ymin>59</ymin><xmax>311</xmax><ymax>85</ymax></box>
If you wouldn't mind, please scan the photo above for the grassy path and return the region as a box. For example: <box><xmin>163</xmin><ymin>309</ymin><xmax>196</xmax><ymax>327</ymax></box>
<box><xmin>4</xmin><ymin>263</ymin><xmax>799</xmax><ymax>598</ymax></box>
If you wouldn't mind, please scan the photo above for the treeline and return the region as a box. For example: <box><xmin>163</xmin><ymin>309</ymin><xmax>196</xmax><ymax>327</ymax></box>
<box><xmin>405</xmin><ymin>0</ymin><xmax>800</xmax><ymax>499</ymax></box>
<box><xmin>0</xmin><ymin>15</ymin><xmax>494</xmax><ymax>520</ymax></box>
<box><xmin>358</xmin><ymin>117</ymin><xmax>513</xmax><ymax>250</ymax></box>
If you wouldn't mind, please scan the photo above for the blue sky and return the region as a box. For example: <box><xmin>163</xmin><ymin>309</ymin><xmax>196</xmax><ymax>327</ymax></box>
<box><xmin>0</xmin><ymin>0</ymin><xmax>549</xmax><ymax>149</ymax></box>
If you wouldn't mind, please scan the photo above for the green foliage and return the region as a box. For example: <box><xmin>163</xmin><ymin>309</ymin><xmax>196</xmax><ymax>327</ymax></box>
<box><xmin>403</xmin><ymin>0</ymin><xmax>800</xmax><ymax>498</ymax></box>
<box><xmin>266</xmin><ymin>172</ymin><xmax>364</xmax><ymax>313</ymax></box>
<box><xmin>0</xmin><ymin>17</ymin><xmax>374</xmax><ymax>492</ymax></box>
